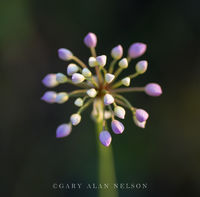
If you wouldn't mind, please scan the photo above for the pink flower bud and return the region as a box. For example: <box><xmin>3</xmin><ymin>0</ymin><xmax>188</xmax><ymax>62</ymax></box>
<box><xmin>111</xmin><ymin>120</ymin><xmax>124</xmax><ymax>134</ymax></box>
<box><xmin>105</xmin><ymin>73</ymin><xmax>115</xmax><ymax>83</ymax></box>
<box><xmin>55</xmin><ymin>92</ymin><xmax>69</xmax><ymax>104</ymax></box>
<box><xmin>58</xmin><ymin>48</ymin><xmax>73</xmax><ymax>61</ymax></box>
<box><xmin>42</xmin><ymin>74</ymin><xmax>59</xmax><ymax>88</ymax></box>
<box><xmin>104</xmin><ymin>94</ymin><xmax>114</xmax><ymax>105</ymax></box>
<box><xmin>96</xmin><ymin>55</ymin><xmax>107</xmax><ymax>67</ymax></box>
<box><xmin>145</xmin><ymin>83</ymin><xmax>162</xmax><ymax>97</ymax></box>
<box><xmin>72</xmin><ymin>73</ymin><xmax>85</xmax><ymax>84</ymax></box>
<box><xmin>41</xmin><ymin>91</ymin><xmax>57</xmax><ymax>103</ymax></box>
<box><xmin>99</xmin><ymin>131</ymin><xmax>112</xmax><ymax>147</ymax></box>
<box><xmin>133</xmin><ymin>116</ymin><xmax>146</xmax><ymax>128</ymax></box>
<box><xmin>56</xmin><ymin>123</ymin><xmax>72</xmax><ymax>138</ymax></box>
<box><xmin>84</xmin><ymin>32</ymin><xmax>97</xmax><ymax>48</ymax></box>
<box><xmin>136</xmin><ymin>60</ymin><xmax>148</xmax><ymax>74</ymax></box>
<box><xmin>67</xmin><ymin>64</ymin><xmax>79</xmax><ymax>76</ymax></box>
<box><xmin>114</xmin><ymin>106</ymin><xmax>126</xmax><ymax>119</ymax></box>
<box><xmin>111</xmin><ymin>45</ymin><xmax>123</xmax><ymax>59</ymax></box>
<box><xmin>118</xmin><ymin>58</ymin><xmax>128</xmax><ymax>68</ymax></box>
<box><xmin>135</xmin><ymin>109</ymin><xmax>149</xmax><ymax>122</ymax></box>
<box><xmin>128</xmin><ymin>43</ymin><xmax>147</xmax><ymax>58</ymax></box>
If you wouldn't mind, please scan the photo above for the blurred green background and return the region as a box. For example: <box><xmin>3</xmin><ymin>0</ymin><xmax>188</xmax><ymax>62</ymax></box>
<box><xmin>1</xmin><ymin>0</ymin><xmax>200</xmax><ymax>196</ymax></box>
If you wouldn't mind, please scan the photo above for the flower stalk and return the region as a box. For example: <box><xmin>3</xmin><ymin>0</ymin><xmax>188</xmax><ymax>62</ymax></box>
<box><xmin>94</xmin><ymin>99</ymin><xmax>118</xmax><ymax>197</ymax></box>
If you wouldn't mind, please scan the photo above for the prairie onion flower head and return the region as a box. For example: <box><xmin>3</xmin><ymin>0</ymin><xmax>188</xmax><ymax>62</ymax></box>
<box><xmin>41</xmin><ymin>32</ymin><xmax>163</xmax><ymax>146</ymax></box>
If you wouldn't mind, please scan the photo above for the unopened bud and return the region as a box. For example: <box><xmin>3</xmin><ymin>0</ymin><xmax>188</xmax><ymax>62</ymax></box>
<box><xmin>135</xmin><ymin>109</ymin><xmax>149</xmax><ymax>122</ymax></box>
<box><xmin>96</xmin><ymin>55</ymin><xmax>107</xmax><ymax>67</ymax></box>
<box><xmin>111</xmin><ymin>119</ymin><xmax>124</xmax><ymax>134</ymax></box>
<box><xmin>41</xmin><ymin>91</ymin><xmax>57</xmax><ymax>103</ymax></box>
<box><xmin>72</xmin><ymin>73</ymin><xmax>85</xmax><ymax>84</ymax></box>
<box><xmin>55</xmin><ymin>92</ymin><xmax>69</xmax><ymax>104</ymax></box>
<box><xmin>88</xmin><ymin>57</ymin><xmax>98</xmax><ymax>67</ymax></box>
<box><xmin>121</xmin><ymin>77</ymin><xmax>130</xmax><ymax>86</ymax></box>
<box><xmin>118</xmin><ymin>58</ymin><xmax>128</xmax><ymax>68</ymax></box>
<box><xmin>145</xmin><ymin>83</ymin><xmax>162</xmax><ymax>97</ymax></box>
<box><xmin>58</xmin><ymin>48</ymin><xmax>73</xmax><ymax>61</ymax></box>
<box><xmin>42</xmin><ymin>74</ymin><xmax>59</xmax><ymax>88</ymax></box>
<box><xmin>56</xmin><ymin>73</ymin><xmax>68</xmax><ymax>83</ymax></box>
<box><xmin>99</xmin><ymin>130</ymin><xmax>112</xmax><ymax>147</ymax></box>
<box><xmin>67</xmin><ymin>64</ymin><xmax>79</xmax><ymax>76</ymax></box>
<box><xmin>74</xmin><ymin>98</ymin><xmax>83</xmax><ymax>107</ymax></box>
<box><xmin>128</xmin><ymin>43</ymin><xmax>147</xmax><ymax>59</ymax></box>
<box><xmin>70</xmin><ymin>113</ymin><xmax>81</xmax><ymax>126</ymax></box>
<box><xmin>56</xmin><ymin>123</ymin><xmax>72</xmax><ymax>138</ymax></box>
<box><xmin>111</xmin><ymin>45</ymin><xmax>123</xmax><ymax>59</ymax></box>
<box><xmin>105</xmin><ymin>73</ymin><xmax>115</xmax><ymax>83</ymax></box>
<box><xmin>136</xmin><ymin>60</ymin><xmax>148</xmax><ymax>74</ymax></box>
<box><xmin>114</xmin><ymin>106</ymin><xmax>126</xmax><ymax>119</ymax></box>
<box><xmin>104</xmin><ymin>94</ymin><xmax>114</xmax><ymax>105</ymax></box>
<box><xmin>84</xmin><ymin>32</ymin><xmax>97</xmax><ymax>48</ymax></box>
<box><xmin>82</xmin><ymin>68</ymin><xmax>92</xmax><ymax>77</ymax></box>
<box><xmin>87</xmin><ymin>88</ymin><xmax>97</xmax><ymax>98</ymax></box>
<box><xmin>133</xmin><ymin>116</ymin><xmax>146</xmax><ymax>128</ymax></box>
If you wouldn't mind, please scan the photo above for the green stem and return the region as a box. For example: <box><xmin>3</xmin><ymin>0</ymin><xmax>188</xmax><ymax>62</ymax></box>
<box><xmin>127</xmin><ymin>56</ymin><xmax>131</xmax><ymax>63</ymax></box>
<box><xmin>90</xmin><ymin>47</ymin><xmax>97</xmax><ymax>57</ymax></box>
<box><xmin>78</xmin><ymin>99</ymin><xmax>93</xmax><ymax>114</ymax></box>
<box><xmin>108</xmin><ymin>59</ymin><xmax>117</xmax><ymax>73</ymax></box>
<box><xmin>111</xmin><ymin>87</ymin><xmax>145</xmax><ymax>93</ymax></box>
<box><xmin>111</xmin><ymin>73</ymin><xmax>140</xmax><ymax>89</ymax></box>
<box><xmin>113</xmin><ymin>94</ymin><xmax>135</xmax><ymax>112</ymax></box>
<box><xmin>68</xmin><ymin>89</ymin><xmax>87</xmax><ymax>97</ymax></box>
<box><xmin>67</xmin><ymin>79</ymin><xmax>91</xmax><ymax>88</ymax></box>
<box><xmin>72</xmin><ymin>56</ymin><xmax>88</xmax><ymax>68</ymax></box>
<box><xmin>95</xmin><ymin>99</ymin><xmax>118</xmax><ymax>197</ymax></box>
<box><xmin>129</xmin><ymin>72</ymin><xmax>140</xmax><ymax>79</ymax></box>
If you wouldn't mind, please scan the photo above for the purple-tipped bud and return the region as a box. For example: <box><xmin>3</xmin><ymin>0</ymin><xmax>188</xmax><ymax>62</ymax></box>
<box><xmin>128</xmin><ymin>42</ymin><xmax>147</xmax><ymax>58</ymax></box>
<box><xmin>72</xmin><ymin>73</ymin><xmax>85</xmax><ymax>84</ymax></box>
<box><xmin>84</xmin><ymin>32</ymin><xmax>97</xmax><ymax>48</ymax></box>
<box><xmin>41</xmin><ymin>91</ymin><xmax>57</xmax><ymax>103</ymax></box>
<box><xmin>70</xmin><ymin>113</ymin><xmax>81</xmax><ymax>126</ymax></box>
<box><xmin>99</xmin><ymin>130</ymin><xmax>112</xmax><ymax>147</ymax></box>
<box><xmin>133</xmin><ymin>116</ymin><xmax>146</xmax><ymax>128</ymax></box>
<box><xmin>121</xmin><ymin>77</ymin><xmax>130</xmax><ymax>87</ymax></box>
<box><xmin>82</xmin><ymin>68</ymin><xmax>92</xmax><ymax>77</ymax></box>
<box><xmin>56</xmin><ymin>123</ymin><xmax>72</xmax><ymax>138</ymax></box>
<box><xmin>42</xmin><ymin>74</ymin><xmax>59</xmax><ymax>88</ymax></box>
<box><xmin>105</xmin><ymin>73</ymin><xmax>115</xmax><ymax>83</ymax></box>
<box><xmin>67</xmin><ymin>64</ymin><xmax>79</xmax><ymax>76</ymax></box>
<box><xmin>145</xmin><ymin>83</ymin><xmax>162</xmax><ymax>97</ymax></box>
<box><xmin>104</xmin><ymin>94</ymin><xmax>114</xmax><ymax>105</ymax></box>
<box><xmin>111</xmin><ymin>45</ymin><xmax>123</xmax><ymax>59</ymax></box>
<box><xmin>55</xmin><ymin>92</ymin><xmax>69</xmax><ymax>104</ymax></box>
<box><xmin>96</xmin><ymin>55</ymin><xmax>107</xmax><ymax>67</ymax></box>
<box><xmin>58</xmin><ymin>48</ymin><xmax>73</xmax><ymax>61</ymax></box>
<box><xmin>114</xmin><ymin>106</ymin><xmax>126</xmax><ymax>119</ymax></box>
<box><xmin>111</xmin><ymin>120</ymin><xmax>124</xmax><ymax>134</ymax></box>
<box><xmin>56</xmin><ymin>73</ymin><xmax>68</xmax><ymax>83</ymax></box>
<box><xmin>135</xmin><ymin>109</ymin><xmax>149</xmax><ymax>122</ymax></box>
<box><xmin>136</xmin><ymin>60</ymin><xmax>148</xmax><ymax>74</ymax></box>
<box><xmin>119</xmin><ymin>58</ymin><xmax>128</xmax><ymax>68</ymax></box>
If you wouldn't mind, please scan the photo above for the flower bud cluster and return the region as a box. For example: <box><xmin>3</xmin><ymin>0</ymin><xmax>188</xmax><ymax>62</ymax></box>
<box><xmin>41</xmin><ymin>32</ymin><xmax>162</xmax><ymax>146</ymax></box>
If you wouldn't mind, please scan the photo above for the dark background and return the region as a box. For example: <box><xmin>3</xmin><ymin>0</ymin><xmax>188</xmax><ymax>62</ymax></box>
<box><xmin>1</xmin><ymin>0</ymin><xmax>200</xmax><ymax>196</ymax></box>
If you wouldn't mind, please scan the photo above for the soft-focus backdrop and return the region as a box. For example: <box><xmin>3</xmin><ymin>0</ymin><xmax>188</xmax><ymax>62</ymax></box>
<box><xmin>1</xmin><ymin>0</ymin><xmax>200</xmax><ymax>197</ymax></box>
